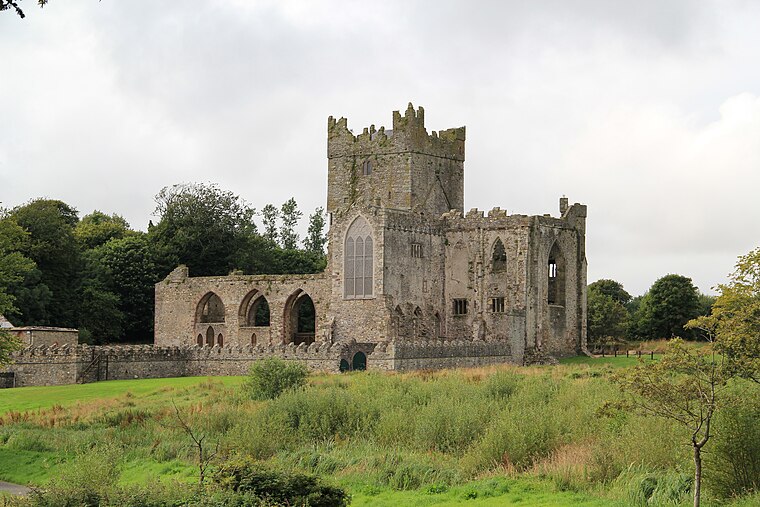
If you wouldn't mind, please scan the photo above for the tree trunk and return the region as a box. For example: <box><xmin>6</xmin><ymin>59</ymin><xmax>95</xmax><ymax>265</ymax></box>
<box><xmin>693</xmin><ymin>444</ymin><xmax>702</xmax><ymax>507</ymax></box>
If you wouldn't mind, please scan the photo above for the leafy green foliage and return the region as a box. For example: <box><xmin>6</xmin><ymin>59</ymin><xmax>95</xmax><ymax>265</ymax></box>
<box><xmin>243</xmin><ymin>358</ymin><xmax>308</xmax><ymax>400</ymax></box>
<box><xmin>74</xmin><ymin>211</ymin><xmax>132</xmax><ymax>250</ymax></box>
<box><xmin>214</xmin><ymin>458</ymin><xmax>349</xmax><ymax>507</ymax></box>
<box><xmin>9</xmin><ymin>199</ymin><xmax>81</xmax><ymax>327</ymax></box>
<box><xmin>633</xmin><ymin>274</ymin><xmax>701</xmax><ymax>339</ymax></box>
<box><xmin>260</xmin><ymin>204</ymin><xmax>279</xmax><ymax>244</ymax></box>
<box><xmin>149</xmin><ymin>183</ymin><xmax>258</xmax><ymax>277</ymax></box>
<box><xmin>304</xmin><ymin>207</ymin><xmax>327</xmax><ymax>255</ymax></box>
<box><xmin>587</xmin><ymin>281</ymin><xmax>630</xmax><ymax>345</ymax></box>
<box><xmin>612</xmin><ymin>338</ymin><xmax>735</xmax><ymax>506</ymax></box>
<box><xmin>0</xmin><ymin>214</ymin><xmax>35</xmax><ymax>363</ymax></box>
<box><xmin>705</xmin><ymin>384</ymin><xmax>760</xmax><ymax>498</ymax></box>
<box><xmin>588</xmin><ymin>279</ymin><xmax>632</xmax><ymax>306</ymax></box>
<box><xmin>279</xmin><ymin>198</ymin><xmax>302</xmax><ymax>250</ymax></box>
<box><xmin>708</xmin><ymin>247</ymin><xmax>760</xmax><ymax>381</ymax></box>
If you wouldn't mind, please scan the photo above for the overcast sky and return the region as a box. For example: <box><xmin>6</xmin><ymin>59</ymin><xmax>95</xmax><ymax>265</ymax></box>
<box><xmin>2</xmin><ymin>0</ymin><xmax>759</xmax><ymax>296</ymax></box>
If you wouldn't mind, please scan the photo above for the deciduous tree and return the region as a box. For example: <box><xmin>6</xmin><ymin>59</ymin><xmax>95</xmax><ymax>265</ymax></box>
<box><xmin>0</xmin><ymin>214</ymin><xmax>35</xmax><ymax>364</ymax></box>
<box><xmin>10</xmin><ymin>199</ymin><xmax>81</xmax><ymax>327</ymax></box>
<box><xmin>634</xmin><ymin>274</ymin><xmax>701</xmax><ymax>339</ymax></box>
<box><xmin>613</xmin><ymin>338</ymin><xmax>732</xmax><ymax>507</ymax></box>
<box><xmin>149</xmin><ymin>183</ymin><xmax>257</xmax><ymax>277</ymax></box>
<box><xmin>279</xmin><ymin>198</ymin><xmax>302</xmax><ymax>250</ymax></box>
<box><xmin>260</xmin><ymin>204</ymin><xmax>279</xmax><ymax>245</ymax></box>
<box><xmin>304</xmin><ymin>206</ymin><xmax>327</xmax><ymax>255</ymax></box>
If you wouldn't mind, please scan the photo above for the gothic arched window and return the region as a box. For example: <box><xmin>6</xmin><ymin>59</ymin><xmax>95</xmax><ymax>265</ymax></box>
<box><xmin>344</xmin><ymin>216</ymin><xmax>374</xmax><ymax>298</ymax></box>
<box><xmin>492</xmin><ymin>238</ymin><xmax>507</xmax><ymax>271</ymax></box>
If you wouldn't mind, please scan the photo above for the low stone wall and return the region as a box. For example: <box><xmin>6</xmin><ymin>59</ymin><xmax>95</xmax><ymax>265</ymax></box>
<box><xmin>4</xmin><ymin>342</ymin><xmax>353</xmax><ymax>387</ymax></box>
<box><xmin>3</xmin><ymin>338</ymin><xmax>522</xmax><ymax>387</ymax></box>
<box><xmin>370</xmin><ymin>340</ymin><xmax>514</xmax><ymax>371</ymax></box>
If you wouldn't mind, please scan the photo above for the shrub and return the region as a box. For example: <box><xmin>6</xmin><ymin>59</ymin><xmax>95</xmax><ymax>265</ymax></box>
<box><xmin>214</xmin><ymin>457</ymin><xmax>349</xmax><ymax>507</ymax></box>
<box><xmin>706</xmin><ymin>386</ymin><xmax>760</xmax><ymax>498</ymax></box>
<box><xmin>243</xmin><ymin>358</ymin><xmax>308</xmax><ymax>400</ymax></box>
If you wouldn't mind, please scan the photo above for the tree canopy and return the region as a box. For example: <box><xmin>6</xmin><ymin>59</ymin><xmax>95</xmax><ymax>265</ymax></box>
<box><xmin>633</xmin><ymin>274</ymin><xmax>701</xmax><ymax>340</ymax></box>
<box><xmin>587</xmin><ymin>281</ymin><xmax>629</xmax><ymax>345</ymax></box>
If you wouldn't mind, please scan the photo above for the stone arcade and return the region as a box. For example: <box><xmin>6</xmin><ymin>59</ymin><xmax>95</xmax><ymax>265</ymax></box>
<box><xmin>4</xmin><ymin>103</ymin><xmax>587</xmax><ymax>387</ymax></box>
<box><xmin>154</xmin><ymin>103</ymin><xmax>588</xmax><ymax>371</ymax></box>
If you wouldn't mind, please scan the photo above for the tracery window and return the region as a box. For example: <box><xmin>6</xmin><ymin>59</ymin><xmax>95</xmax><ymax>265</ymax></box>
<box><xmin>344</xmin><ymin>216</ymin><xmax>374</xmax><ymax>298</ymax></box>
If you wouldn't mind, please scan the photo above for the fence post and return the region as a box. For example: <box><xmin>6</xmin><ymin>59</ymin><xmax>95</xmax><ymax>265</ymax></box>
<box><xmin>650</xmin><ymin>351</ymin><xmax>654</xmax><ymax>360</ymax></box>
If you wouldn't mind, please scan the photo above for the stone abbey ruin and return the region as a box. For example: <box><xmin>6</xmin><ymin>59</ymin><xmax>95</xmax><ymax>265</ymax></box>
<box><xmin>4</xmin><ymin>103</ymin><xmax>587</xmax><ymax>387</ymax></box>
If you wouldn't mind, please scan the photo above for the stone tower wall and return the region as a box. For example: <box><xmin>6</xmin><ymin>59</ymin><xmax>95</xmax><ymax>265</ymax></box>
<box><xmin>326</xmin><ymin>103</ymin><xmax>465</xmax><ymax>217</ymax></box>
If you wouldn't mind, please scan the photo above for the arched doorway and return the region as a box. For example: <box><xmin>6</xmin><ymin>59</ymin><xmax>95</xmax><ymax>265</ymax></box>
<box><xmin>352</xmin><ymin>352</ymin><xmax>367</xmax><ymax>371</ymax></box>
<box><xmin>340</xmin><ymin>359</ymin><xmax>350</xmax><ymax>372</ymax></box>
<box><xmin>284</xmin><ymin>290</ymin><xmax>316</xmax><ymax>346</ymax></box>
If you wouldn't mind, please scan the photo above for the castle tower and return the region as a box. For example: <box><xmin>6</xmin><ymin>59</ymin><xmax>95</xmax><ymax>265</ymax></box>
<box><xmin>326</xmin><ymin>103</ymin><xmax>465</xmax><ymax>217</ymax></box>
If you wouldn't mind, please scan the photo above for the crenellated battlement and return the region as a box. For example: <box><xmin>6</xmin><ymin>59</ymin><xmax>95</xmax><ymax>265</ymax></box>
<box><xmin>439</xmin><ymin>199</ymin><xmax>587</xmax><ymax>232</ymax></box>
<box><xmin>327</xmin><ymin>102</ymin><xmax>465</xmax><ymax>161</ymax></box>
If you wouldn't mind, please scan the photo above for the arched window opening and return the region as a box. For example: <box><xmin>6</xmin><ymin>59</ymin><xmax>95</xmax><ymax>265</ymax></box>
<box><xmin>352</xmin><ymin>352</ymin><xmax>367</xmax><ymax>371</ymax></box>
<box><xmin>197</xmin><ymin>293</ymin><xmax>225</xmax><ymax>323</ymax></box>
<box><xmin>435</xmin><ymin>313</ymin><xmax>443</xmax><ymax>339</ymax></box>
<box><xmin>205</xmin><ymin>326</ymin><xmax>215</xmax><ymax>347</ymax></box>
<box><xmin>492</xmin><ymin>238</ymin><xmax>507</xmax><ymax>271</ymax></box>
<box><xmin>251</xmin><ymin>333</ymin><xmax>257</xmax><ymax>346</ymax></box>
<box><xmin>344</xmin><ymin>216</ymin><xmax>373</xmax><ymax>298</ymax></box>
<box><xmin>286</xmin><ymin>291</ymin><xmax>316</xmax><ymax>346</ymax></box>
<box><xmin>217</xmin><ymin>334</ymin><xmax>224</xmax><ymax>347</ymax></box>
<box><xmin>547</xmin><ymin>242</ymin><xmax>566</xmax><ymax>306</ymax></box>
<box><xmin>245</xmin><ymin>297</ymin><xmax>270</xmax><ymax>327</ymax></box>
<box><xmin>196</xmin><ymin>334</ymin><xmax>203</xmax><ymax>347</ymax></box>
<box><xmin>340</xmin><ymin>359</ymin><xmax>350</xmax><ymax>372</ymax></box>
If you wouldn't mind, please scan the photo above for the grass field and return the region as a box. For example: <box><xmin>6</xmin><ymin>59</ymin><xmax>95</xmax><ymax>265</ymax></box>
<box><xmin>0</xmin><ymin>376</ymin><xmax>244</xmax><ymax>415</ymax></box>
<box><xmin>0</xmin><ymin>355</ymin><xmax>757</xmax><ymax>506</ymax></box>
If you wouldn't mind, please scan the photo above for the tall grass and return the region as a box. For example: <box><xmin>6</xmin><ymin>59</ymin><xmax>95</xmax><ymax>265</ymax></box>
<box><xmin>0</xmin><ymin>363</ymin><xmax>757</xmax><ymax>506</ymax></box>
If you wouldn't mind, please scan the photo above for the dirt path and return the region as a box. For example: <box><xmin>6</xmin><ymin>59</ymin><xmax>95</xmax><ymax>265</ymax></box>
<box><xmin>0</xmin><ymin>481</ymin><xmax>31</xmax><ymax>496</ymax></box>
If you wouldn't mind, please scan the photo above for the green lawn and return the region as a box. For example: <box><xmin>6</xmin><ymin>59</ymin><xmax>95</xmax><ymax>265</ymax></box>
<box><xmin>0</xmin><ymin>376</ymin><xmax>244</xmax><ymax>415</ymax></box>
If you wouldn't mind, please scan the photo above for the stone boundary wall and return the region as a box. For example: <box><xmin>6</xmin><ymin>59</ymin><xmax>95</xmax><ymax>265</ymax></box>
<box><xmin>370</xmin><ymin>340</ymin><xmax>514</xmax><ymax>371</ymax></box>
<box><xmin>3</xmin><ymin>339</ymin><xmax>523</xmax><ymax>387</ymax></box>
<box><xmin>4</xmin><ymin>342</ymin><xmax>352</xmax><ymax>387</ymax></box>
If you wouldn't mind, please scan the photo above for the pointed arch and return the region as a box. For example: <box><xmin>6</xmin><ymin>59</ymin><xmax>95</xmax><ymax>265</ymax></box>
<box><xmin>344</xmin><ymin>215</ymin><xmax>374</xmax><ymax>298</ymax></box>
<box><xmin>217</xmin><ymin>334</ymin><xmax>224</xmax><ymax>347</ymax></box>
<box><xmin>492</xmin><ymin>238</ymin><xmax>507</xmax><ymax>271</ymax></box>
<box><xmin>284</xmin><ymin>289</ymin><xmax>316</xmax><ymax>346</ymax></box>
<box><xmin>205</xmin><ymin>326</ymin><xmax>215</xmax><ymax>347</ymax></box>
<box><xmin>547</xmin><ymin>241</ymin><xmax>566</xmax><ymax>306</ymax></box>
<box><xmin>196</xmin><ymin>292</ymin><xmax>225</xmax><ymax>324</ymax></box>
<box><xmin>196</xmin><ymin>334</ymin><xmax>203</xmax><ymax>347</ymax></box>
<box><xmin>240</xmin><ymin>290</ymin><xmax>271</xmax><ymax>327</ymax></box>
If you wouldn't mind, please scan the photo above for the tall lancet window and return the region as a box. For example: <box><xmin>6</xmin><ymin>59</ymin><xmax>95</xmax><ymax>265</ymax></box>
<box><xmin>344</xmin><ymin>216</ymin><xmax>374</xmax><ymax>298</ymax></box>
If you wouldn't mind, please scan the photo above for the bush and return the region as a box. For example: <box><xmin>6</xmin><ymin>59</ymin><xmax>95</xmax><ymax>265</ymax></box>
<box><xmin>243</xmin><ymin>358</ymin><xmax>308</xmax><ymax>400</ymax></box>
<box><xmin>706</xmin><ymin>386</ymin><xmax>760</xmax><ymax>498</ymax></box>
<box><xmin>214</xmin><ymin>457</ymin><xmax>349</xmax><ymax>507</ymax></box>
